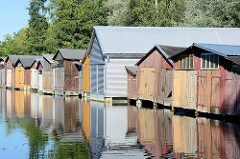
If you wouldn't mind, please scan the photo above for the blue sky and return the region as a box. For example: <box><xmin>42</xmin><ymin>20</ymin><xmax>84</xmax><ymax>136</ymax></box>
<box><xmin>0</xmin><ymin>0</ymin><xmax>30</xmax><ymax>42</ymax></box>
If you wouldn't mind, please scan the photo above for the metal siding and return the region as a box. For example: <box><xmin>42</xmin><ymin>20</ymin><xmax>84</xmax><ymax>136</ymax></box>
<box><xmin>24</xmin><ymin>69</ymin><xmax>31</xmax><ymax>90</ymax></box>
<box><xmin>105</xmin><ymin>58</ymin><xmax>139</xmax><ymax>97</ymax></box>
<box><xmin>90</xmin><ymin>36</ymin><xmax>104</xmax><ymax>65</ymax></box>
<box><xmin>90</xmin><ymin>65</ymin><xmax>97</xmax><ymax>93</ymax></box>
<box><xmin>98</xmin><ymin>65</ymin><xmax>104</xmax><ymax>94</ymax></box>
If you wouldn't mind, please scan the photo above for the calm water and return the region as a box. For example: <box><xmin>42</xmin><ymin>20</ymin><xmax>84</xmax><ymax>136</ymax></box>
<box><xmin>0</xmin><ymin>89</ymin><xmax>240</xmax><ymax>158</ymax></box>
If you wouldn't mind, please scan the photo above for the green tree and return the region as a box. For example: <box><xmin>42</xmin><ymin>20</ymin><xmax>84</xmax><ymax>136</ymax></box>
<box><xmin>26</xmin><ymin>0</ymin><xmax>49</xmax><ymax>55</ymax></box>
<box><xmin>181</xmin><ymin>0</ymin><xmax>240</xmax><ymax>27</ymax></box>
<box><xmin>48</xmin><ymin>0</ymin><xmax>107</xmax><ymax>50</ymax></box>
<box><xmin>0</xmin><ymin>34</ymin><xmax>16</xmax><ymax>56</ymax></box>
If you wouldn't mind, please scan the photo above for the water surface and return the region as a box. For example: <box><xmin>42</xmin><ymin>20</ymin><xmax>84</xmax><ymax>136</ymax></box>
<box><xmin>0</xmin><ymin>89</ymin><xmax>240</xmax><ymax>158</ymax></box>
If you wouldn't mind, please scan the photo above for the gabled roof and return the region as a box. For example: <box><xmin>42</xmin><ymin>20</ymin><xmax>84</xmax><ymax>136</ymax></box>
<box><xmin>6</xmin><ymin>55</ymin><xmax>41</xmax><ymax>66</ymax></box>
<box><xmin>53</xmin><ymin>49</ymin><xmax>86</xmax><ymax>61</ymax></box>
<box><xmin>42</xmin><ymin>54</ymin><xmax>54</xmax><ymax>64</ymax></box>
<box><xmin>136</xmin><ymin>45</ymin><xmax>187</xmax><ymax>66</ymax></box>
<box><xmin>88</xmin><ymin>26</ymin><xmax>240</xmax><ymax>56</ymax></box>
<box><xmin>15</xmin><ymin>58</ymin><xmax>36</xmax><ymax>68</ymax></box>
<box><xmin>125</xmin><ymin>66</ymin><xmax>137</xmax><ymax>76</ymax></box>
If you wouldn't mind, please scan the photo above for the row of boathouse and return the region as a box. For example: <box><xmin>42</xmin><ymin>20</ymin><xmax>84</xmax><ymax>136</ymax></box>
<box><xmin>1</xmin><ymin>26</ymin><xmax>240</xmax><ymax>117</ymax></box>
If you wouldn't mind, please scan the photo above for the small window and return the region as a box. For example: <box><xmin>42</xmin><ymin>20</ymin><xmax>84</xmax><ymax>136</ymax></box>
<box><xmin>178</xmin><ymin>54</ymin><xmax>194</xmax><ymax>69</ymax></box>
<box><xmin>55</xmin><ymin>60</ymin><xmax>64</xmax><ymax>67</ymax></box>
<box><xmin>201</xmin><ymin>53</ymin><xmax>219</xmax><ymax>69</ymax></box>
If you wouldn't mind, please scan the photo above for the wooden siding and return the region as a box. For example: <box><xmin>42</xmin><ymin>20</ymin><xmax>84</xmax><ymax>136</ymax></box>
<box><xmin>0</xmin><ymin>65</ymin><xmax>6</xmax><ymax>86</ymax></box>
<box><xmin>24</xmin><ymin>69</ymin><xmax>31</xmax><ymax>90</ymax></box>
<box><xmin>172</xmin><ymin>70</ymin><xmax>197</xmax><ymax>110</ymax></box>
<box><xmin>137</xmin><ymin>49</ymin><xmax>173</xmax><ymax>104</ymax></box>
<box><xmin>54</xmin><ymin>67</ymin><xmax>64</xmax><ymax>91</ymax></box>
<box><xmin>197</xmin><ymin>70</ymin><xmax>220</xmax><ymax>113</ymax></box>
<box><xmin>127</xmin><ymin>74</ymin><xmax>137</xmax><ymax>99</ymax></box>
<box><xmin>64</xmin><ymin>60</ymin><xmax>79</xmax><ymax>93</ymax></box>
<box><xmin>39</xmin><ymin>73</ymin><xmax>43</xmax><ymax>91</ymax></box>
<box><xmin>31</xmin><ymin>68</ymin><xmax>38</xmax><ymax>90</ymax></box>
<box><xmin>83</xmin><ymin>56</ymin><xmax>90</xmax><ymax>93</ymax></box>
<box><xmin>156</xmin><ymin>69</ymin><xmax>172</xmax><ymax>105</ymax></box>
<box><xmin>79</xmin><ymin>68</ymin><xmax>83</xmax><ymax>94</ymax></box>
<box><xmin>43</xmin><ymin>71</ymin><xmax>53</xmax><ymax>93</ymax></box>
<box><xmin>138</xmin><ymin>68</ymin><xmax>155</xmax><ymax>101</ymax></box>
<box><xmin>15</xmin><ymin>67</ymin><xmax>24</xmax><ymax>89</ymax></box>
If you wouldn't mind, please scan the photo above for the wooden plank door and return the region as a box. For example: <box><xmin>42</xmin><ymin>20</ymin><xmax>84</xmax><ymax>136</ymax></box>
<box><xmin>146</xmin><ymin>68</ymin><xmax>155</xmax><ymax>101</ymax></box>
<box><xmin>173</xmin><ymin>71</ymin><xmax>182</xmax><ymax>107</ymax></box>
<box><xmin>19</xmin><ymin>67</ymin><xmax>24</xmax><ymax>89</ymax></box>
<box><xmin>15</xmin><ymin>67</ymin><xmax>19</xmax><ymax>88</ymax></box>
<box><xmin>138</xmin><ymin>68</ymin><xmax>147</xmax><ymax>99</ymax></box>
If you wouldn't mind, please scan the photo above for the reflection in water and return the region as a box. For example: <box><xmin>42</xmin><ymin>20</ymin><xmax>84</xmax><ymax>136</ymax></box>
<box><xmin>1</xmin><ymin>89</ymin><xmax>240</xmax><ymax>158</ymax></box>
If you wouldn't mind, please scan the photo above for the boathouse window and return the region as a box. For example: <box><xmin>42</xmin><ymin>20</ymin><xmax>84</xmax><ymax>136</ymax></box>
<box><xmin>179</xmin><ymin>54</ymin><xmax>194</xmax><ymax>69</ymax></box>
<box><xmin>55</xmin><ymin>60</ymin><xmax>64</xmax><ymax>67</ymax></box>
<box><xmin>201</xmin><ymin>53</ymin><xmax>219</xmax><ymax>69</ymax></box>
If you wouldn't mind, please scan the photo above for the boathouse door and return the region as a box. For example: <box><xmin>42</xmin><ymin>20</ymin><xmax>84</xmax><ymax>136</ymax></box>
<box><xmin>173</xmin><ymin>70</ymin><xmax>197</xmax><ymax>110</ymax></box>
<box><xmin>138</xmin><ymin>68</ymin><xmax>155</xmax><ymax>101</ymax></box>
<box><xmin>197</xmin><ymin>70</ymin><xmax>220</xmax><ymax>113</ymax></box>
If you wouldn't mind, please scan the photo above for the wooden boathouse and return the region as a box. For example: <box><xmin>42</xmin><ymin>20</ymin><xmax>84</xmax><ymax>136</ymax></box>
<box><xmin>14</xmin><ymin>57</ymin><xmax>40</xmax><ymax>91</ymax></box>
<box><xmin>170</xmin><ymin>43</ymin><xmax>240</xmax><ymax>116</ymax></box>
<box><xmin>0</xmin><ymin>57</ymin><xmax>6</xmax><ymax>87</ymax></box>
<box><xmin>36</xmin><ymin>60</ymin><xmax>43</xmax><ymax>92</ymax></box>
<box><xmin>136</xmin><ymin>45</ymin><xmax>186</xmax><ymax>106</ymax></box>
<box><xmin>52</xmin><ymin>49</ymin><xmax>85</xmax><ymax>96</ymax></box>
<box><xmin>125</xmin><ymin>66</ymin><xmax>138</xmax><ymax>101</ymax></box>
<box><xmin>42</xmin><ymin>54</ymin><xmax>55</xmax><ymax>95</ymax></box>
<box><xmin>82</xmin><ymin>53</ymin><xmax>90</xmax><ymax>97</ymax></box>
<box><xmin>87</xmin><ymin>26</ymin><xmax>240</xmax><ymax>102</ymax></box>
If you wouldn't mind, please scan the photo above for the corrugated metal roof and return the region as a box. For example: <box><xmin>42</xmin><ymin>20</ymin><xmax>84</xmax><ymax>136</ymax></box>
<box><xmin>194</xmin><ymin>43</ymin><xmax>240</xmax><ymax>56</ymax></box>
<box><xmin>92</xmin><ymin>26</ymin><xmax>240</xmax><ymax>55</ymax></box>
<box><xmin>125</xmin><ymin>66</ymin><xmax>137</xmax><ymax>76</ymax></box>
<box><xmin>55</xmin><ymin>49</ymin><xmax>86</xmax><ymax>60</ymax></box>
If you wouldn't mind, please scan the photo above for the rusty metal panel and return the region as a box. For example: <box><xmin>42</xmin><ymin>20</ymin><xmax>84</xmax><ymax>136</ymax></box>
<box><xmin>173</xmin><ymin>115</ymin><xmax>197</xmax><ymax>156</ymax></box>
<box><xmin>172</xmin><ymin>70</ymin><xmax>197</xmax><ymax>109</ymax></box>
<box><xmin>64</xmin><ymin>60</ymin><xmax>79</xmax><ymax>93</ymax></box>
<box><xmin>83</xmin><ymin>57</ymin><xmax>90</xmax><ymax>92</ymax></box>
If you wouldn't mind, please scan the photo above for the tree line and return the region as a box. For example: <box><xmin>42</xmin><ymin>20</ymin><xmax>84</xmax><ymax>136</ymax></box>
<box><xmin>1</xmin><ymin>0</ymin><xmax>240</xmax><ymax>56</ymax></box>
